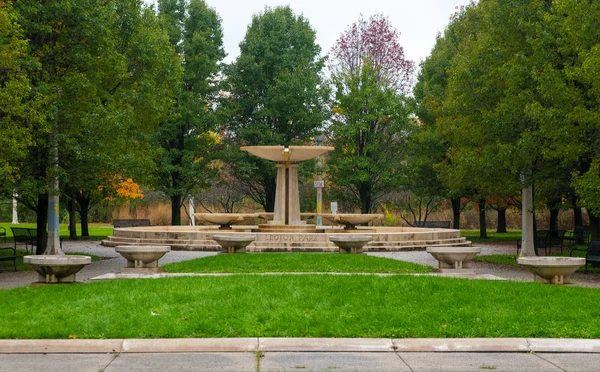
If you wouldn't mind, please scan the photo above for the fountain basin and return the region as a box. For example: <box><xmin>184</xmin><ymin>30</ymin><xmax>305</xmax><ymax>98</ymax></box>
<box><xmin>212</xmin><ymin>234</ymin><xmax>256</xmax><ymax>254</ymax></box>
<box><xmin>426</xmin><ymin>246</ymin><xmax>481</xmax><ymax>273</ymax></box>
<box><xmin>194</xmin><ymin>213</ymin><xmax>258</xmax><ymax>229</ymax></box>
<box><xmin>320</xmin><ymin>214</ymin><xmax>383</xmax><ymax>229</ymax></box>
<box><xmin>517</xmin><ymin>257</ymin><xmax>585</xmax><ymax>284</ymax></box>
<box><xmin>24</xmin><ymin>255</ymin><xmax>91</xmax><ymax>283</ymax></box>
<box><xmin>328</xmin><ymin>235</ymin><xmax>372</xmax><ymax>254</ymax></box>
<box><xmin>115</xmin><ymin>245</ymin><xmax>171</xmax><ymax>273</ymax></box>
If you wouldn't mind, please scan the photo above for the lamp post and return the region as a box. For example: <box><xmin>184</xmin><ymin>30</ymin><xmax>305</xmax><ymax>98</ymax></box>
<box><xmin>315</xmin><ymin>133</ymin><xmax>325</xmax><ymax>226</ymax></box>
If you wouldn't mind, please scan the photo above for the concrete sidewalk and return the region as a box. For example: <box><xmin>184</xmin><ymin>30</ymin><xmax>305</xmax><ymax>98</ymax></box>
<box><xmin>1</xmin><ymin>338</ymin><xmax>600</xmax><ymax>371</ymax></box>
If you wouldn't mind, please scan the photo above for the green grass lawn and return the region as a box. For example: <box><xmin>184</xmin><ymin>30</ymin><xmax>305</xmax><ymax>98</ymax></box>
<box><xmin>164</xmin><ymin>253</ymin><xmax>432</xmax><ymax>274</ymax></box>
<box><xmin>1</xmin><ymin>275</ymin><xmax>600</xmax><ymax>339</ymax></box>
<box><xmin>0</xmin><ymin>222</ymin><xmax>113</xmax><ymax>241</ymax></box>
<box><xmin>461</xmin><ymin>229</ymin><xmax>522</xmax><ymax>242</ymax></box>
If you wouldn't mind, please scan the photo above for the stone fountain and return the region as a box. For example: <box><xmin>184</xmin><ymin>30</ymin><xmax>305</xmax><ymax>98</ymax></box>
<box><xmin>102</xmin><ymin>145</ymin><xmax>472</xmax><ymax>252</ymax></box>
<box><xmin>241</xmin><ymin>145</ymin><xmax>334</xmax><ymax>230</ymax></box>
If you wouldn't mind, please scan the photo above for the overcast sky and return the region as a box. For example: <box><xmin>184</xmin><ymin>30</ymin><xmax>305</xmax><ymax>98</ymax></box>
<box><xmin>147</xmin><ymin>0</ymin><xmax>459</xmax><ymax>67</ymax></box>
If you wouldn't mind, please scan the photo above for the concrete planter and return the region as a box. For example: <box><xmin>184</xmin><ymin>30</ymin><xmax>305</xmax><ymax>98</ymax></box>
<box><xmin>517</xmin><ymin>256</ymin><xmax>585</xmax><ymax>284</ymax></box>
<box><xmin>24</xmin><ymin>255</ymin><xmax>91</xmax><ymax>283</ymax></box>
<box><xmin>426</xmin><ymin>246</ymin><xmax>481</xmax><ymax>273</ymax></box>
<box><xmin>321</xmin><ymin>214</ymin><xmax>383</xmax><ymax>230</ymax></box>
<box><xmin>212</xmin><ymin>234</ymin><xmax>256</xmax><ymax>254</ymax></box>
<box><xmin>194</xmin><ymin>213</ymin><xmax>258</xmax><ymax>229</ymax></box>
<box><xmin>328</xmin><ymin>235</ymin><xmax>372</xmax><ymax>254</ymax></box>
<box><xmin>115</xmin><ymin>245</ymin><xmax>170</xmax><ymax>273</ymax></box>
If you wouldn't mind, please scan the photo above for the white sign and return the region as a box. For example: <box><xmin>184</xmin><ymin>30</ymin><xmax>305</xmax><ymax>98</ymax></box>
<box><xmin>314</xmin><ymin>180</ymin><xmax>324</xmax><ymax>188</ymax></box>
<box><xmin>331</xmin><ymin>202</ymin><xmax>338</xmax><ymax>214</ymax></box>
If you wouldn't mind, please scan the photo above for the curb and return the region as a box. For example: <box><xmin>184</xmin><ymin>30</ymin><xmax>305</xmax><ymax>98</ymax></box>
<box><xmin>1</xmin><ymin>338</ymin><xmax>600</xmax><ymax>354</ymax></box>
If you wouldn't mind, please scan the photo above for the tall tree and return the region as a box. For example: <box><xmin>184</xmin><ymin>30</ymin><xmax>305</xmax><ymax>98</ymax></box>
<box><xmin>156</xmin><ymin>0</ymin><xmax>225</xmax><ymax>225</ymax></box>
<box><xmin>224</xmin><ymin>6</ymin><xmax>329</xmax><ymax>212</ymax></box>
<box><xmin>330</xmin><ymin>13</ymin><xmax>415</xmax><ymax>94</ymax></box>
<box><xmin>0</xmin><ymin>3</ymin><xmax>47</xmax><ymax>183</ymax></box>
<box><xmin>63</xmin><ymin>1</ymin><xmax>181</xmax><ymax>236</ymax></box>
<box><xmin>328</xmin><ymin>61</ymin><xmax>411</xmax><ymax>213</ymax></box>
<box><xmin>327</xmin><ymin>14</ymin><xmax>414</xmax><ymax>214</ymax></box>
<box><xmin>9</xmin><ymin>0</ymin><xmax>180</xmax><ymax>250</ymax></box>
<box><xmin>412</xmin><ymin>10</ymin><xmax>467</xmax><ymax>230</ymax></box>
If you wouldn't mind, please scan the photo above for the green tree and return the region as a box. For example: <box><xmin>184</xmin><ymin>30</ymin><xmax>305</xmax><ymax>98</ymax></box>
<box><xmin>9</xmin><ymin>0</ymin><xmax>180</xmax><ymax>250</ymax></box>
<box><xmin>224</xmin><ymin>5</ymin><xmax>329</xmax><ymax>212</ymax></box>
<box><xmin>412</xmin><ymin>11</ymin><xmax>467</xmax><ymax>229</ymax></box>
<box><xmin>155</xmin><ymin>0</ymin><xmax>225</xmax><ymax>225</ymax></box>
<box><xmin>0</xmin><ymin>2</ymin><xmax>46</xmax><ymax>183</ymax></box>
<box><xmin>328</xmin><ymin>62</ymin><xmax>411</xmax><ymax>213</ymax></box>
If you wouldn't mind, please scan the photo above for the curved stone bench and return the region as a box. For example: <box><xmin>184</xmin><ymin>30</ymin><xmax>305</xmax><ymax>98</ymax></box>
<box><xmin>517</xmin><ymin>256</ymin><xmax>585</xmax><ymax>284</ymax></box>
<box><xmin>212</xmin><ymin>234</ymin><xmax>256</xmax><ymax>254</ymax></box>
<box><xmin>24</xmin><ymin>255</ymin><xmax>91</xmax><ymax>283</ymax></box>
<box><xmin>328</xmin><ymin>235</ymin><xmax>372</xmax><ymax>254</ymax></box>
<box><xmin>115</xmin><ymin>245</ymin><xmax>171</xmax><ymax>273</ymax></box>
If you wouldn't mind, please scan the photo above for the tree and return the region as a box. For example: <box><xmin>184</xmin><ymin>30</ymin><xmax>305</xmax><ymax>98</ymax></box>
<box><xmin>65</xmin><ymin>1</ymin><xmax>181</xmax><ymax>236</ymax></box>
<box><xmin>9</xmin><ymin>0</ymin><xmax>180</xmax><ymax>250</ymax></box>
<box><xmin>0</xmin><ymin>3</ymin><xmax>47</xmax><ymax>183</ymax></box>
<box><xmin>224</xmin><ymin>5</ymin><xmax>329</xmax><ymax>212</ymax></box>
<box><xmin>155</xmin><ymin>0</ymin><xmax>225</xmax><ymax>225</ymax></box>
<box><xmin>330</xmin><ymin>13</ymin><xmax>415</xmax><ymax>94</ymax></box>
<box><xmin>328</xmin><ymin>61</ymin><xmax>412</xmax><ymax>213</ymax></box>
<box><xmin>328</xmin><ymin>14</ymin><xmax>414</xmax><ymax>214</ymax></box>
<box><xmin>412</xmin><ymin>12</ymin><xmax>467</xmax><ymax>230</ymax></box>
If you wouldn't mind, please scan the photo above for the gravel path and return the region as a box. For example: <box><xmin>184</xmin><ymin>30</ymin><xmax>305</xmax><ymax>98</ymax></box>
<box><xmin>1</xmin><ymin>240</ymin><xmax>599</xmax><ymax>289</ymax></box>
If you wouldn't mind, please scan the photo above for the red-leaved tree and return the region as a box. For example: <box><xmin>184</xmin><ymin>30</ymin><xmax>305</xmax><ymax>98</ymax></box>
<box><xmin>330</xmin><ymin>14</ymin><xmax>415</xmax><ymax>94</ymax></box>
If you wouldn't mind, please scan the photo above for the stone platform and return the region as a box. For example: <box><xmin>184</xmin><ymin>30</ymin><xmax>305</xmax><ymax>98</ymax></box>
<box><xmin>101</xmin><ymin>226</ymin><xmax>471</xmax><ymax>252</ymax></box>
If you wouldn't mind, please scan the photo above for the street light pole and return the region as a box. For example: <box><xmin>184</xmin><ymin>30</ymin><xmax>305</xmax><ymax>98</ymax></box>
<box><xmin>315</xmin><ymin>134</ymin><xmax>325</xmax><ymax>226</ymax></box>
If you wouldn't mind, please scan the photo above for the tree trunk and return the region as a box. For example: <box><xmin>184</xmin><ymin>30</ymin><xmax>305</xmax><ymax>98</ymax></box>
<box><xmin>478</xmin><ymin>198</ymin><xmax>488</xmax><ymax>239</ymax></box>
<box><xmin>171</xmin><ymin>194</ymin><xmax>181</xmax><ymax>225</ymax></box>
<box><xmin>35</xmin><ymin>193</ymin><xmax>48</xmax><ymax>255</ymax></box>
<box><xmin>359</xmin><ymin>183</ymin><xmax>372</xmax><ymax>214</ymax></box>
<box><xmin>521</xmin><ymin>183</ymin><xmax>536</xmax><ymax>256</ymax></box>
<box><xmin>588</xmin><ymin>210</ymin><xmax>600</xmax><ymax>240</ymax></box>
<box><xmin>68</xmin><ymin>194</ymin><xmax>78</xmax><ymax>239</ymax></box>
<box><xmin>548</xmin><ymin>201</ymin><xmax>560</xmax><ymax>238</ymax></box>
<box><xmin>451</xmin><ymin>197</ymin><xmax>461</xmax><ymax>230</ymax></box>
<box><xmin>573</xmin><ymin>206</ymin><xmax>583</xmax><ymax>228</ymax></box>
<box><xmin>79</xmin><ymin>196</ymin><xmax>90</xmax><ymax>237</ymax></box>
<box><xmin>496</xmin><ymin>207</ymin><xmax>507</xmax><ymax>233</ymax></box>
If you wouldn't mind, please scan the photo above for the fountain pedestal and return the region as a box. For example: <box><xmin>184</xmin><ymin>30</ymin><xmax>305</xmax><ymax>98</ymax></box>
<box><xmin>242</xmin><ymin>146</ymin><xmax>334</xmax><ymax>227</ymax></box>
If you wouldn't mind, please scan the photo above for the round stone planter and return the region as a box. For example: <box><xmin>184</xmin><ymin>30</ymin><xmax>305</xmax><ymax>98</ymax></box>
<box><xmin>426</xmin><ymin>246</ymin><xmax>481</xmax><ymax>273</ymax></box>
<box><xmin>194</xmin><ymin>213</ymin><xmax>258</xmax><ymax>229</ymax></box>
<box><xmin>212</xmin><ymin>234</ymin><xmax>256</xmax><ymax>254</ymax></box>
<box><xmin>321</xmin><ymin>214</ymin><xmax>383</xmax><ymax>230</ymax></box>
<box><xmin>115</xmin><ymin>245</ymin><xmax>171</xmax><ymax>273</ymax></box>
<box><xmin>24</xmin><ymin>255</ymin><xmax>91</xmax><ymax>284</ymax></box>
<box><xmin>328</xmin><ymin>235</ymin><xmax>372</xmax><ymax>254</ymax></box>
<box><xmin>517</xmin><ymin>256</ymin><xmax>585</xmax><ymax>285</ymax></box>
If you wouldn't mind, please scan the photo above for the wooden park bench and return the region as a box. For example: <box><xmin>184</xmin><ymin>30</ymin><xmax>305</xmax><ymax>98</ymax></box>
<box><xmin>11</xmin><ymin>227</ymin><xmax>37</xmax><ymax>254</ymax></box>
<box><xmin>113</xmin><ymin>219</ymin><xmax>151</xmax><ymax>228</ymax></box>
